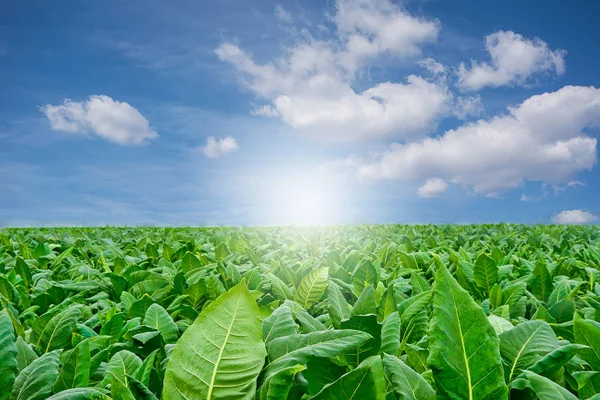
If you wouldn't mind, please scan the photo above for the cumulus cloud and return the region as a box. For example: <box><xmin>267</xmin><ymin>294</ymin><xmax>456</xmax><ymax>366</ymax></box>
<box><xmin>41</xmin><ymin>95</ymin><xmax>158</xmax><ymax>145</ymax></box>
<box><xmin>275</xmin><ymin>5</ymin><xmax>292</xmax><ymax>22</ymax></box>
<box><xmin>417</xmin><ymin>178</ymin><xmax>448</xmax><ymax>198</ymax></box>
<box><xmin>215</xmin><ymin>0</ymin><xmax>463</xmax><ymax>142</ymax></box>
<box><xmin>349</xmin><ymin>86</ymin><xmax>599</xmax><ymax>195</ymax></box>
<box><xmin>457</xmin><ymin>30</ymin><xmax>566</xmax><ymax>92</ymax></box>
<box><xmin>202</xmin><ymin>136</ymin><xmax>238</xmax><ymax>158</ymax></box>
<box><xmin>552</xmin><ymin>210</ymin><xmax>598</xmax><ymax>225</ymax></box>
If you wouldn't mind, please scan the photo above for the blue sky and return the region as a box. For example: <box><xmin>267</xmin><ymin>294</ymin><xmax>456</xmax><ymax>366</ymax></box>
<box><xmin>1</xmin><ymin>0</ymin><xmax>600</xmax><ymax>226</ymax></box>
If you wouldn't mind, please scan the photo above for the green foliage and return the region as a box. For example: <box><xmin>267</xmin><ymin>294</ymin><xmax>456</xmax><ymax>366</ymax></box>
<box><xmin>0</xmin><ymin>224</ymin><xmax>598</xmax><ymax>399</ymax></box>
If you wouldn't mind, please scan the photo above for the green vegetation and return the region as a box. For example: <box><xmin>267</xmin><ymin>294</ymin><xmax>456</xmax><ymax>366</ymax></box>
<box><xmin>1</xmin><ymin>224</ymin><xmax>599</xmax><ymax>399</ymax></box>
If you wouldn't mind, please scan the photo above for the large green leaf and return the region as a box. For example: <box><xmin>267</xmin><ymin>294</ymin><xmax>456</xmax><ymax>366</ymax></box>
<box><xmin>258</xmin><ymin>364</ymin><xmax>306</xmax><ymax>400</ymax></box>
<box><xmin>498</xmin><ymin>320</ymin><xmax>558</xmax><ymax>382</ymax></box>
<box><xmin>162</xmin><ymin>283</ymin><xmax>266</xmax><ymax>400</ymax></box>
<box><xmin>15</xmin><ymin>336</ymin><xmax>37</xmax><ymax>373</ymax></box>
<box><xmin>143</xmin><ymin>303</ymin><xmax>179</xmax><ymax>344</ymax></box>
<box><xmin>574</xmin><ymin>313</ymin><xmax>600</xmax><ymax>370</ymax></box>
<box><xmin>380</xmin><ymin>311</ymin><xmax>400</xmax><ymax>355</ymax></box>
<box><xmin>294</xmin><ymin>267</ymin><xmax>329</xmax><ymax>310</ymax></box>
<box><xmin>54</xmin><ymin>339</ymin><xmax>91</xmax><ymax>392</ymax></box>
<box><xmin>11</xmin><ymin>350</ymin><xmax>60</xmax><ymax>400</ymax></box>
<box><xmin>474</xmin><ymin>254</ymin><xmax>498</xmax><ymax>295</ymax></box>
<box><xmin>529</xmin><ymin>263</ymin><xmax>553</xmax><ymax>302</ymax></box>
<box><xmin>352</xmin><ymin>261</ymin><xmax>377</xmax><ymax>295</ymax></box>
<box><xmin>264</xmin><ymin>329</ymin><xmax>371</xmax><ymax>378</ymax></box>
<box><xmin>527</xmin><ymin>343</ymin><xmax>587</xmax><ymax>378</ymax></box>
<box><xmin>340</xmin><ymin>314</ymin><xmax>381</xmax><ymax>366</ymax></box>
<box><xmin>33</xmin><ymin>305</ymin><xmax>82</xmax><ymax>353</ymax></box>
<box><xmin>308</xmin><ymin>355</ymin><xmax>386</xmax><ymax>400</ymax></box>
<box><xmin>46</xmin><ymin>388</ymin><xmax>111</xmax><ymax>400</ymax></box>
<box><xmin>382</xmin><ymin>354</ymin><xmax>436</xmax><ymax>400</ymax></box>
<box><xmin>327</xmin><ymin>282</ymin><xmax>351</xmax><ymax>328</ymax></box>
<box><xmin>0</xmin><ymin>310</ymin><xmax>17</xmax><ymax>400</ymax></box>
<box><xmin>101</xmin><ymin>350</ymin><xmax>142</xmax><ymax>388</ymax></box>
<box><xmin>304</xmin><ymin>358</ymin><xmax>347</xmax><ymax>396</ymax></box>
<box><xmin>262</xmin><ymin>304</ymin><xmax>297</xmax><ymax>344</ymax></box>
<box><xmin>428</xmin><ymin>264</ymin><xmax>508</xmax><ymax>400</ymax></box>
<box><xmin>510</xmin><ymin>370</ymin><xmax>578</xmax><ymax>400</ymax></box>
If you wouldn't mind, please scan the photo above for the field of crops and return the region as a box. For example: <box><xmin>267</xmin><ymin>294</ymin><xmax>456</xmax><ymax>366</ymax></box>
<box><xmin>0</xmin><ymin>225</ymin><xmax>599</xmax><ymax>399</ymax></box>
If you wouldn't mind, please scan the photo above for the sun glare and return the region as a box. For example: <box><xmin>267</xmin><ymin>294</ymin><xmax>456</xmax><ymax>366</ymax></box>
<box><xmin>265</xmin><ymin>172</ymin><xmax>344</xmax><ymax>226</ymax></box>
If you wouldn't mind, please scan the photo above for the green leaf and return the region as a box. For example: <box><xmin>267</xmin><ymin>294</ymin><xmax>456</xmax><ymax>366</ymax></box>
<box><xmin>46</xmin><ymin>388</ymin><xmax>111</xmax><ymax>400</ymax></box>
<box><xmin>350</xmin><ymin>285</ymin><xmax>376</xmax><ymax>317</ymax></box>
<box><xmin>143</xmin><ymin>303</ymin><xmax>179</xmax><ymax>344</ymax></box>
<box><xmin>352</xmin><ymin>261</ymin><xmax>377</xmax><ymax>295</ymax></box>
<box><xmin>53</xmin><ymin>339</ymin><xmax>91</xmax><ymax>392</ymax></box>
<box><xmin>510</xmin><ymin>370</ymin><xmax>578</xmax><ymax>400</ymax></box>
<box><xmin>308</xmin><ymin>355</ymin><xmax>386</xmax><ymax>400</ymax></box>
<box><xmin>102</xmin><ymin>350</ymin><xmax>142</xmax><ymax>388</ymax></box>
<box><xmin>382</xmin><ymin>354</ymin><xmax>436</xmax><ymax>400</ymax></box>
<box><xmin>499</xmin><ymin>320</ymin><xmax>558</xmax><ymax>382</ymax></box>
<box><xmin>529</xmin><ymin>263</ymin><xmax>553</xmax><ymax>302</ymax></box>
<box><xmin>162</xmin><ymin>283</ymin><xmax>266</xmax><ymax>400</ymax></box>
<box><xmin>527</xmin><ymin>344</ymin><xmax>588</xmax><ymax>378</ymax></box>
<box><xmin>380</xmin><ymin>311</ymin><xmax>400</xmax><ymax>355</ymax></box>
<box><xmin>294</xmin><ymin>267</ymin><xmax>329</xmax><ymax>310</ymax></box>
<box><xmin>397</xmin><ymin>290</ymin><xmax>432</xmax><ymax>326</ymax></box>
<box><xmin>487</xmin><ymin>315</ymin><xmax>513</xmax><ymax>336</ymax></box>
<box><xmin>266</xmin><ymin>273</ymin><xmax>294</xmax><ymax>301</ymax></box>
<box><xmin>11</xmin><ymin>350</ymin><xmax>60</xmax><ymax>400</ymax></box>
<box><xmin>0</xmin><ymin>310</ymin><xmax>17</xmax><ymax>400</ymax></box>
<box><xmin>128</xmin><ymin>295</ymin><xmax>155</xmax><ymax>319</ymax></box>
<box><xmin>262</xmin><ymin>304</ymin><xmax>297</xmax><ymax>344</ymax></box>
<box><xmin>474</xmin><ymin>254</ymin><xmax>498</xmax><ymax>295</ymax></box>
<box><xmin>340</xmin><ymin>314</ymin><xmax>382</xmax><ymax>366</ymax></box>
<box><xmin>574</xmin><ymin>313</ymin><xmax>600</xmax><ymax>370</ymax></box>
<box><xmin>34</xmin><ymin>305</ymin><xmax>82</xmax><ymax>353</ymax></box>
<box><xmin>14</xmin><ymin>256</ymin><xmax>32</xmax><ymax>288</ymax></box>
<box><xmin>180</xmin><ymin>252</ymin><xmax>202</xmax><ymax>273</ymax></box>
<box><xmin>128</xmin><ymin>374</ymin><xmax>159</xmax><ymax>400</ymax></box>
<box><xmin>259</xmin><ymin>364</ymin><xmax>306</xmax><ymax>400</ymax></box>
<box><xmin>15</xmin><ymin>336</ymin><xmax>37</xmax><ymax>372</ymax></box>
<box><xmin>327</xmin><ymin>282</ymin><xmax>351</xmax><ymax>328</ymax></box>
<box><xmin>264</xmin><ymin>329</ymin><xmax>371</xmax><ymax>379</ymax></box>
<box><xmin>427</xmin><ymin>264</ymin><xmax>508</xmax><ymax>400</ymax></box>
<box><xmin>304</xmin><ymin>358</ymin><xmax>347</xmax><ymax>396</ymax></box>
<box><xmin>572</xmin><ymin>371</ymin><xmax>600</xmax><ymax>398</ymax></box>
<box><xmin>131</xmin><ymin>352</ymin><xmax>156</xmax><ymax>388</ymax></box>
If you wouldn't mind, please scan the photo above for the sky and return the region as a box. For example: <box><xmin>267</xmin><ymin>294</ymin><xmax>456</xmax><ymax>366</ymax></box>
<box><xmin>1</xmin><ymin>0</ymin><xmax>600</xmax><ymax>226</ymax></box>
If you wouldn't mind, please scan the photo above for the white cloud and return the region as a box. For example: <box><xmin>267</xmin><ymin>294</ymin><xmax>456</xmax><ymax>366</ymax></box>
<box><xmin>457</xmin><ymin>30</ymin><xmax>566</xmax><ymax>92</ymax></box>
<box><xmin>453</xmin><ymin>95</ymin><xmax>484</xmax><ymax>120</ymax></box>
<box><xmin>552</xmin><ymin>209</ymin><xmax>598</xmax><ymax>225</ymax></box>
<box><xmin>350</xmin><ymin>86</ymin><xmax>600</xmax><ymax>195</ymax></box>
<box><xmin>216</xmin><ymin>0</ymin><xmax>456</xmax><ymax>142</ymax></box>
<box><xmin>202</xmin><ymin>136</ymin><xmax>238</xmax><ymax>158</ymax></box>
<box><xmin>417</xmin><ymin>178</ymin><xmax>448</xmax><ymax>198</ymax></box>
<box><xmin>275</xmin><ymin>5</ymin><xmax>292</xmax><ymax>22</ymax></box>
<box><xmin>41</xmin><ymin>95</ymin><xmax>158</xmax><ymax>146</ymax></box>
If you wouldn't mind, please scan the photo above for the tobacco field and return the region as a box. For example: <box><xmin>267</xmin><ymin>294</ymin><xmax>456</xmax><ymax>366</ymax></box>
<box><xmin>0</xmin><ymin>225</ymin><xmax>599</xmax><ymax>400</ymax></box>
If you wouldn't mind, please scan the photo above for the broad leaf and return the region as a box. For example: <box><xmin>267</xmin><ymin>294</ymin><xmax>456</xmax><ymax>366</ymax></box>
<box><xmin>0</xmin><ymin>310</ymin><xmax>17</xmax><ymax>400</ymax></box>
<box><xmin>163</xmin><ymin>283</ymin><xmax>266</xmax><ymax>400</ymax></box>
<box><xmin>11</xmin><ymin>350</ymin><xmax>60</xmax><ymax>400</ymax></box>
<box><xmin>54</xmin><ymin>339</ymin><xmax>91</xmax><ymax>392</ymax></box>
<box><xmin>428</xmin><ymin>264</ymin><xmax>508</xmax><ymax>400</ymax></box>
<box><xmin>574</xmin><ymin>313</ymin><xmax>600</xmax><ymax>370</ymax></box>
<box><xmin>382</xmin><ymin>354</ymin><xmax>436</xmax><ymax>400</ymax></box>
<box><xmin>144</xmin><ymin>303</ymin><xmax>179</xmax><ymax>344</ymax></box>
<box><xmin>309</xmin><ymin>355</ymin><xmax>386</xmax><ymax>400</ymax></box>
<box><xmin>294</xmin><ymin>267</ymin><xmax>329</xmax><ymax>310</ymax></box>
<box><xmin>499</xmin><ymin>320</ymin><xmax>558</xmax><ymax>382</ymax></box>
